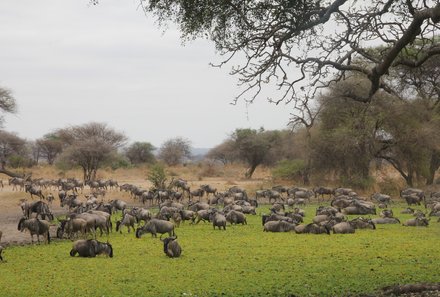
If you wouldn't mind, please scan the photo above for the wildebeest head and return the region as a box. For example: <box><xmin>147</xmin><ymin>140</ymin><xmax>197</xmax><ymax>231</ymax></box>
<box><xmin>160</xmin><ymin>234</ymin><xmax>181</xmax><ymax>258</ymax></box>
<box><xmin>17</xmin><ymin>217</ymin><xmax>26</xmax><ymax>231</ymax></box>
<box><xmin>160</xmin><ymin>234</ymin><xmax>176</xmax><ymax>250</ymax></box>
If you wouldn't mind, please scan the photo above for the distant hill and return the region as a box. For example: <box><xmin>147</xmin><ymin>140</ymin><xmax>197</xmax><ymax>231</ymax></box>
<box><xmin>191</xmin><ymin>148</ymin><xmax>210</xmax><ymax>161</ymax></box>
<box><xmin>192</xmin><ymin>147</ymin><xmax>210</xmax><ymax>156</ymax></box>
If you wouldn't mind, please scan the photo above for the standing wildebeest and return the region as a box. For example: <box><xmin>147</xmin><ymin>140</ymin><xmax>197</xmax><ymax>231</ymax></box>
<box><xmin>21</xmin><ymin>200</ymin><xmax>54</xmax><ymax>221</ymax></box>
<box><xmin>313</xmin><ymin>186</ymin><xmax>334</xmax><ymax>200</ymax></box>
<box><xmin>9</xmin><ymin>177</ymin><xmax>25</xmax><ymax>191</ymax></box>
<box><xmin>57</xmin><ymin>218</ymin><xmax>89</xmax><ymax>239</ymax></box>
<box><xmin>110</xmin><ymin>199</ymin><xmax>127</xmax><ymax>212</ymax></box>
<box><xmin>25</xmin><ymin>184</ymin><xmax>45</xmax><ymax>200</ymax></box>
<box><xmin>209</xmin><ymin>211</ymin><xmax>227</xmax><ymax>230</ymax></box>
<box><xmin>200</xmin><ymin>184</ymin><xmax>217</xmax><ymax>197</ymax></box>
<box><xmin>17</xmin><ymin>217</ymin><xmax>51</xmax><ymax>244</ymax></box>
<box><xmin>371</xmin><ymin>193</ymin><xmax>392</xmax><ymax>205</ymax></box>
<box><xmin>70</xmin><ymin>239</ymin><xmax>113</xmax><ymax>258</ymax></box>
<box><xmin>160</xmin><ymin>235</ymin><xmax>182</xmax><ymax>258</ymax></box>
<box><xmin>116</xmin><ymin>213</ymin><xmax>136</xmax><ymax>233</ymax></box>
<box><xmin>135</xmin><ymin>219</ymin><xmax>175</xmax><ymax>238</ymax></box>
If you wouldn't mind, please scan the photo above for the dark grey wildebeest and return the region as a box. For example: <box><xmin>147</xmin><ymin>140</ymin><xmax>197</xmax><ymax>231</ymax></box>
<box><xmin>17</xmin><ymin>217</ymin><xmax>51</xmax><ymax>244</ymax></box>
<box><xmin>21</xmin><ymin>200</ymin><xmax>54</xmax><ymax>221</ymax></box>
<box><xmin>160</xmin><ymin>235</ymin><xmax>182</xmax><ymax>258</ymax></box>
<box><xmin>263</xmin><ymin>220</ymin><xmax>296</xmax><ymax>232</ymax></box>
<box><xmin>135</xmin><ymin>219</ymin><xmax>175</xmax><ymax>238</ymax></box>
<box><xmin>70</xmin><ymin>239</ymin><xmax>113</xmax><ymax>258</ymax></box>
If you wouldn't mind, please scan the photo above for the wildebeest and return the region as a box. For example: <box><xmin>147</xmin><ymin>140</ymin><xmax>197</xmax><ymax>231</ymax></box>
<box><xmin>9</xmin><ymin>177</ymin><xmax>25</xmax><ymax>191</ymax></box>
<box><xmin>110</xmin><ymin>199</ymin><xmax>127</xmax><ymax>212</ymax></box>
<box><xmin>403</xmin><ymin>217</ymin><xmax>430</xmax><ymax>227</ymax></box>
<box><xmin>116</xmin><ymin>213</ymin><xmax>136</xmax><ymax>233</ymax></box>
<box><xmin>313</xmin><ymin>186</ymin><xmax>334</xmax><ymax>200</ymax></box>
<box><xmin>57</xmin><ymin>218</ymin><xmax>89</xmax><ymax>239</ymax></box>
<box><xmin>400</xmin><ymin>188</ymin><xmax>425</xmax><ymax>207</ymax></box>
<box><xmin>371</xmin><ymin>217</ymin><xmax>401</xmax><ymax>224</ymax></box>
<box><xmin>263</xmin><ymin>220</ymin><xmax>296</xmax><ymax>232</ymax></box>
<box><xmin>332</xmin><ymin>222</ymin><xmax>356</xmax><ymax>234</ymax></box>
<box><xmin>200</xmin><ymin>184</ymin><xmax>217</xmax><ymax>197</ymax></box>
<box><xmin>135</xmin><ymin>219</ymin><xmax>175</xmax><ymax>238</ymax></box>
<box><xmin>349</xmin><ymin>217</ymin><xmax>376</xmax><ymax>229</ymax></box>
<box><xmin>371</xmin><ymin>193</ymin><xmax>392</xmax><ymax>205</ymax></box>
<box><xmin>294</xmin><ymin>223</ymin><xmax>330</xmax><ymax>234</ymax></box>
<box><xmin>70</xmin><ymin>239</ymin><xmax>113</xmax><ymax>258</ymax></box>
<box><xmin>17</xmin><ymin>217</ymin><xmax>51</xmax><ymax>244</ymax></box>
<box><xmin>24</xmin><ymin>184</ymin><xmax>45</xmax><ymax>199</ymax></box>
<box><xmin>341</xmin><ymin>204</ymin><xmax>376</xmax><ymax>215</ymax></box>
<box><xmin>226</xmin><ymin>210</ymin><xmax>247</xmax><ymax>225</ymax></box>
<box><xmin>21</xmin><ymin>200</ymin><xmax>54</xmax><ymax>220</ymax></box>
<box><xmin>160</xmin><ymin>235</ymin><xmax>182</xmax><ymax>258</ymax></box>
<box><xmin>209</xmin><ymin>211</ymin><xmax>227</xmax><ymax>230</ymax></box>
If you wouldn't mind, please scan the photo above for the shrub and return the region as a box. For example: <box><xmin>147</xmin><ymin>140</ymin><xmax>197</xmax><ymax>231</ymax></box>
<box><xmin>147</xmin><ymin>163</ymin><xmax>168</xmax><ymax>190</ymax></box>
<box><xmin>272</xmin><ymin>159</ymin><xmax>306</xmax><ymax>180</ymax></box>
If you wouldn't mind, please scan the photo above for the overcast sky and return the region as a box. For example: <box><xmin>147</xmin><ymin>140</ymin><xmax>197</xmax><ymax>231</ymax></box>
<box><xmin>0</xmin><ymin>0</ymin><xmax>294</xmax><ymax>148</ymax></box>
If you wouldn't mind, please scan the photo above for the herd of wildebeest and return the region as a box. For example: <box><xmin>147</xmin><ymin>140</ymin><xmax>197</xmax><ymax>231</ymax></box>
<box><xmin>1</xmin><ymin>176</ymin><xmax>440</xmax><ymax>261</ymax></box>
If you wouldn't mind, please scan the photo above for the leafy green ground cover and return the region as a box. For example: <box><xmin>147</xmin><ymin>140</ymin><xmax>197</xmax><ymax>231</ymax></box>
<box><xmin>1</xmin><ymin>203</ymin><xmax>439</xmax><ymax>297</ymax></box>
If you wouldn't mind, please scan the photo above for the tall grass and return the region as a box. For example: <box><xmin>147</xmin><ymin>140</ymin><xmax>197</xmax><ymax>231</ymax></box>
<box><xmin>1</xmin><ymin>203</ymin><xmax>439</xmax><ymax>297</ymax></box>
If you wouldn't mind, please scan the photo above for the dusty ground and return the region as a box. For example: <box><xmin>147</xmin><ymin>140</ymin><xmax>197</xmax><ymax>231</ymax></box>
<box><xmin>0</xmin><ymin>165</ymin><xmax>274</xmax><ymax>246</ymax></box>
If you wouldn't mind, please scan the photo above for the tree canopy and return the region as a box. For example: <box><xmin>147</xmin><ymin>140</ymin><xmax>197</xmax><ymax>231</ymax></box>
<box><xmin>139</xmin><ymin>1</ymin><xmax>440</xmax><ymax>105</ymax></box>
<box><xmin>56</xmin><ymin>122</ymin><xmax>127</xmax><ymax>181</ymax></box>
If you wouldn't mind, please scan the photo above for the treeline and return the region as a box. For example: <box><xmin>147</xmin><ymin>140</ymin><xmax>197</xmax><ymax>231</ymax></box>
<box><xmin>1</xmin><ymin>54</ymin><xmax>440</xmax><ymax>186</ymax></box>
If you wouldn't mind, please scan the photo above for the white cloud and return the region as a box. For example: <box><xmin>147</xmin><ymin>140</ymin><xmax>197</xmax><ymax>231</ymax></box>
<box><xmin>0</xmin><ymin>0</ymin><xmax>293</xmax><ymax>148</ymax></box>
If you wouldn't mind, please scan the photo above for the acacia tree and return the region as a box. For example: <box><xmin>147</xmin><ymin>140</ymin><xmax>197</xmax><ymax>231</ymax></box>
<box><xmin>158</xmin><ymin>137</ymin><xmax>192</xmax><ymax>166</ymax></box>
<box><xmin>0</xmin><ymin>130</ymin><xmax>28</xmax><ymax>176</ymax></box>
<box><xmin>36</xmin><ymin>133</ymin><xmax>64</xmax><ymax>165</ymax></box>
<box><xmin>206</xmin><ymin>139</ymin><xmax>239</xmax><ymax>165</ymax></box>
<box><xmin>0</xmin><ymin>86</ymin><xmax>27</xmax><ymax>177</ymax></box>
<box><xmin>138</xmin><ymin>1</ymin><xmax>440</xmax><ymax>105</ymax></box>
<box><xmin>231</xmin><ymin>128</ymin><xmax>283</xmax><ymax>178</ymax></box>
<box><xmin>57</xmin><ymin>122</ymin><xmax>126</xmax><ymax>181</ymax></box>
<box><xmin>125</xmin><ymin>142</ymin><xmax>156</xmax><ymax>165</ymax></box>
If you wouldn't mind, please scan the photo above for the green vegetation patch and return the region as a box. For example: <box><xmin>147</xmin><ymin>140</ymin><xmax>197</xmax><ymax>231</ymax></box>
<box><xmin>1</xmin><ymin>204</ymin><xmax>439</xmax><ymax>297</ymax></box>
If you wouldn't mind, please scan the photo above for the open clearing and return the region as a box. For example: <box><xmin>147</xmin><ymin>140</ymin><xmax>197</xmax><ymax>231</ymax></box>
<box><xmin>0</xmin><ymin>167</ymin><xmax>439</xmax><ymax>296</ymax></box>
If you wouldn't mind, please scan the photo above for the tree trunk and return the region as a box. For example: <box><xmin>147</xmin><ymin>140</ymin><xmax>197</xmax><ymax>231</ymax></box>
<box><xmin>0</xmin><ymin>164</ymin><xmax>30</xmax><ymax>179</ymax></box>
<box><xmin>245</xmin><ymin>164</ymin><xmax>258</xmax><ymax>179</ymax></box>
<box><xmin>426</xmin><ymin>150</ymin><xmax>440</xmax><ymax>185</ymax></box>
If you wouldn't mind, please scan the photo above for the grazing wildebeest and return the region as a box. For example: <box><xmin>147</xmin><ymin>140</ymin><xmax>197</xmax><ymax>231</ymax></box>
<box><xmin>135</xmin><ymin>219</ymin><xmax>175</xmax><ymax>238</ymax></box>
<box><xmin>116</xmin><ymin>213</ymin><xmax>136</xmax><ymax>233</ymax></box>
<box><xmin>17</xmin><ymin>217</ymin><xmax>51</xmax><ymax>244</ymax></box>
<box><xmin>313</xmin><ymin>186</ymin><xmax>334</xmax><ymax>200</ymax></box>
<box><xmin>70</xmin><ymin>239</ymin><xmax>113</xmax><ymax>258</ymax></box>
<box><xmin>160</xmin><ymin>235</ymin><xmax>182</xmax><ymax>258</ymax></box>
<box><xmin>226</xmin><ymin>210</ymin><xmax>247</xmax><ymax>225</ymax></box>
<box><xmin>21</xmin><ymin>200</ymin><xmax>54</xmax><ymax>221</ymax></box>
<box><xmin>200</xmin><ymin>184</ymin><xmax>217</xmax><ymax>197</ymax></box>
